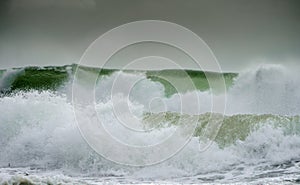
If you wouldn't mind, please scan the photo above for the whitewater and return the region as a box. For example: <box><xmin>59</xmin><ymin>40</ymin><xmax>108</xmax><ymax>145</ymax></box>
<box><xmin>0</xmin><ymin>64</ymin><xmax>300</xmax><ymax>184</ymax></box>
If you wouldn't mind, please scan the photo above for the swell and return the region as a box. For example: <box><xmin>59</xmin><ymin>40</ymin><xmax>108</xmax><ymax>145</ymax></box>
<box><xmin>0</xmin><ymin>66</ymin><xmax>71</xmax><ymax>95</ymax></box>
<box><xmin>143</xmin><ymin>112</ymin><xmax>300</xmax><ymax>147</ymax></box>
<box><xmin>0</xmin><ymin>64</ymin><xmax>300</xmax><ymax>182</ymax></box>
<box><xmin>0</xmin><ymin>64</ymin><xmax>237</xmax><ymax>96</ymax></box>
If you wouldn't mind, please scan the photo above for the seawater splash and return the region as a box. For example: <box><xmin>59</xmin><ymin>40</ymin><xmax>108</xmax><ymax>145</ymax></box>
<box><xmin>0</xmin><ymin>91</ymin><xmax>300</xmax><ymax>184</ymax></box>
<box><xmin>0</xmin><ymin>64</ymin><xmax>300</xmax><ymax>184</ymax></box>
<box><xmin>226</xmin><ymin>65</ymin><xmax>300</xmax><ymax>115</ymax></box>
<box><xmin>0</xmin><ymin>69</ymin><xmax>24</xmax><ymax>93</ymax></box>
<box><xmin>159</xmin><ymin>64</ymin><xmax>300</xmax><ymax>115</ymax></box>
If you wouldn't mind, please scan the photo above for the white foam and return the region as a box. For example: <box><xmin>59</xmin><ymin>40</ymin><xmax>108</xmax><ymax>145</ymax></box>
<box><xmin>0</xmin><ymin>91</ymin><xmax>299</xmax><ymax>181</ymax></box>
<box><xmin>1</xmin><ymin>64</ymin><xmax>300</xmax><ymax>183</ymax></box>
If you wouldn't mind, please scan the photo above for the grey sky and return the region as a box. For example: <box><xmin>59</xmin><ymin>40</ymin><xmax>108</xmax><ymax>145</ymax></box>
<box><xmin>0</xmin><ymin>0</ymin><xmax>299</xmax><ymax>71</ymax></box>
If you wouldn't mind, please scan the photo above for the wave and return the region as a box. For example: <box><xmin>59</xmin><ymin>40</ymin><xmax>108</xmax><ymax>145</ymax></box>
<box><xmin>226</xmin><ymin>64</ymin><xmax>300</xmax><ymax>115</ymax></box>
<box><xmin>0</xmin><ymin>64</ymin><xmax>300</xmax><ymax>183</ymax></box>
<box><xmin>1</xmin><ymin>64</ymin><xmax>299</xmax><ymax>115</ymax></box>
<box><xmin>0</xmin><ymin>66</ymin><xmax>71</xmax><ymax>95</ymax></box>
<box><xmin>0</xmin><ymin>90</ymin><xmax>300</xmax><ymax>180</ymax></box>
<box><xmin>0</xmin><ymin>64</ymin><xmax>237</xmax><ymax>96</ymax></box>
<box><xmin>144</xmin><ymin>112</ymin><xmax>300</xmax><ymax>147</ymax></box>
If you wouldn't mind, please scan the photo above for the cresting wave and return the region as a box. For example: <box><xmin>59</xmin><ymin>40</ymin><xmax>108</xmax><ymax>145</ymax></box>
<box><xmin>0</xmin><ymin>64</ymin><xmax>300</xmax><ymax>184</ymax></box>
<box><xmin>0</xmin><ymin>64</ymin><xmax>236</xmax><ymax>96</ymax></box>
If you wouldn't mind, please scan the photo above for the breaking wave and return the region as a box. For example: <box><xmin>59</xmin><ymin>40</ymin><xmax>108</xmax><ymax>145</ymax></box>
<box><xmin>0</xmin><ymin>64</ymin><xmax>300</xmax><ymax>184</ymax></box>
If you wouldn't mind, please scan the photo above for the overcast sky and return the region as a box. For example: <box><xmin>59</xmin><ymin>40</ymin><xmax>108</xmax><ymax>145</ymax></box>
<box><xmin>0</xmin><ymin>0</ymin><xmax>299</xmax><ymax>71</ymax></box>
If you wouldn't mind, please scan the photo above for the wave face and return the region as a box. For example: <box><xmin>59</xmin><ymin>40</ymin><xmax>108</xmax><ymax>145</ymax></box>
<box><xmin>0</xmin><ymin>64</ymin><xmax>236</xmax><ymax>96</ymax></box>
<box><xmin>0</xmin><ymin>64</ymin><xmax>300</xmax><ymax>184</ymax></box>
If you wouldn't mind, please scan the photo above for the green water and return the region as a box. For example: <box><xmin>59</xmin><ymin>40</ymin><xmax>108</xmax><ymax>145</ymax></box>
<box><xmin>0</xmin><ymin>64</ymin><xmax>237</xmax><ymax>96</ymax></box>
<box><xmin>10</xmin><ymin>67</ymin><xmax>69</xmax><ymax>91</ymax></box>
<box><xmin>143</xmin><ymin>112</ymin><xmax>300</xmax><ymax>148</ymax></box>
<box><xmin>146</xmin><ymin>70</ymin><xmax>237</xmax><ymax>97</ymax></box>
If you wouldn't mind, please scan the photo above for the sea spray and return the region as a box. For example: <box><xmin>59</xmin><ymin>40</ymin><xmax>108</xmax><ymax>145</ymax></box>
<box><xmin>0</xmin><ymin>64</ymin><xmax>300</xmax><ymax>183</ymax></box>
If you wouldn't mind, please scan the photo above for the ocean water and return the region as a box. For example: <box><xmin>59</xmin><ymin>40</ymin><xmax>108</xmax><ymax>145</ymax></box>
<box><xmin>0</xmin><ymin>64</ymin><xmax>300</xmax><ymax>184</ymax></box>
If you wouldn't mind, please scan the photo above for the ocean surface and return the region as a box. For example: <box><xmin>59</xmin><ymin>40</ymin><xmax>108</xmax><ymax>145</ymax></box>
<box><xmin>0</xmin><ymin>64</ymin><xmax>300</xmax><ymax>184</ymax></box>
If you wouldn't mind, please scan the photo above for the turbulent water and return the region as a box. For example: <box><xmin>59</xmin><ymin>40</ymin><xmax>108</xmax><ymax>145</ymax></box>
<box><xmin>0</xmin><ymin>64</ymin><xmax>300</xmax><ymax>184</ymax></box>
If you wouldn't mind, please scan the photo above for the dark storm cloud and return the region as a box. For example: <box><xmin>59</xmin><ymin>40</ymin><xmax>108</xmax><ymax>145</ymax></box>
<box><xmin>0</xmin><ymin>0</ymin><xmax>299</xmax><ymax>71</ymax></box>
